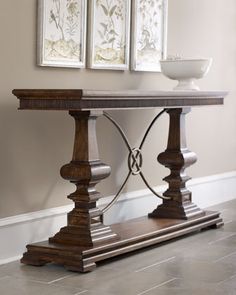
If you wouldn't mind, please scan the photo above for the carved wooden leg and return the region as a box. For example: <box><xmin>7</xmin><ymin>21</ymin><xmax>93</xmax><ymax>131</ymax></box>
<box><xmin>49</xmin><ymin>111</ymin><xmax>119</xmax><ymax>247</ymax></box>
<box><xmin>149</xmin><ymin>108</ymin><xmax>205</xmax><ymax>220</ymax></box>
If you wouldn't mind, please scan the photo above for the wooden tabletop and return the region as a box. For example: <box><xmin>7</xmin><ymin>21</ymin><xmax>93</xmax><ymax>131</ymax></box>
<box><xmin>13</xmin><ymin>89</ymin><xmax>227</xmax><ymax>110</ymax></box>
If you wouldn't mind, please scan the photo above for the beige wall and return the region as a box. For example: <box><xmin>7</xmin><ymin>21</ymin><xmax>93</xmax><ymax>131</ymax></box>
<box><xmin>0</xmin><ymin>0</ymin><xmax>235</xmax><ymax>218</ymax></box>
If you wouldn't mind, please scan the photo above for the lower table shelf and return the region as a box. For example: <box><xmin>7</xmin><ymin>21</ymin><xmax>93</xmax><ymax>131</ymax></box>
<box><xmin>21</xmin><ymin>210</ymin><xmax>223</xmax><ymax>273</ymax></box>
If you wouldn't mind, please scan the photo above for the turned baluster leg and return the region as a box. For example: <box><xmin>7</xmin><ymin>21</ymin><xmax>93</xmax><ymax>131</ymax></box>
<box><xmin>49</xmin><ymin>110</ymin><xmax>119</xmax><ymax>247</ymax></box>
<box><xmin>149</xmin><ymin>108</ymin><xmax>205</xmax><ymax>220</ymax></box>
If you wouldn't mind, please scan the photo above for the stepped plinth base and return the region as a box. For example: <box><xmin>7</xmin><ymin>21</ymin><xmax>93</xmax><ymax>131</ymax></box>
<box><xmin>21</xmin><ymin>210</ymin><xmax>223</xmax><ymax>273</ymax></box>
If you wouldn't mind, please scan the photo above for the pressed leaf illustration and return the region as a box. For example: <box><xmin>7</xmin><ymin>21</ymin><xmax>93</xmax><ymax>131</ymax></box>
<box><xmin>43</xmin><ymin>0</ymin><xmax>83</xmax><ymax>64</ymax></box>
<box><xmin>133</xmin><ymin>0</ymin><xmax>166</xmax><ymax>71</ymax></box>
<box><xmin>93</xmin><ymin>0</ymin><xmax>127</xmax><ymax>66</ymax></box>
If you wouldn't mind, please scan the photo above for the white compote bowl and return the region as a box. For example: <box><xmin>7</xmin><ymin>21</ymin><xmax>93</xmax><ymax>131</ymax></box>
<box><xmin>160</xmin><ymin>58</ymin><xmax>212</xmax><ymax>91</ymax></box>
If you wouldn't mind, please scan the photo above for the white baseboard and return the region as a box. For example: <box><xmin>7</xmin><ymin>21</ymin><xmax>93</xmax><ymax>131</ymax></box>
<box><xmin>1</xmin><ymin>171</ymin><xmax>236</xmax><ymax>265</ymax></box>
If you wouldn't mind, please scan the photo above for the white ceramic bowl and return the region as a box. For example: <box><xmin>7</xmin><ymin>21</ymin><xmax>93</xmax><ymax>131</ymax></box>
<box><xmin>160</xmin><ymin>58</ymin><xmax>212</xmax><ymax>91</ymax></box>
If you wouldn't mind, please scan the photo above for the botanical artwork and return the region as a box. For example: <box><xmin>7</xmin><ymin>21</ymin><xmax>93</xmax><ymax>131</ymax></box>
<box><xmin>89</xmin><ymin>0</ymin><xmax>130</xmax><ymax>70</ymax></box>
<box><xmin>132</xmin><ymin>0</ymin><xmax>167</xmax><ymax>72</ymax></box>
<box><xmin>38</xmin><ymin>0</ymin><xmax>86</xmax><ymax>67</ymax></box>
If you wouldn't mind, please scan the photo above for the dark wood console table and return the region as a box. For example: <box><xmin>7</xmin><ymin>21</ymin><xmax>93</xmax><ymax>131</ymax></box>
<box><xmin>13</xmin><ymin>89</ymin><xmax>227</xmax><ymax>272</ymax></box>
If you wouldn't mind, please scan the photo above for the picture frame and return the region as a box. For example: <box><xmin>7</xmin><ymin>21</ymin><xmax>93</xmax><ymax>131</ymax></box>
<box><xmin>88</xmin><ymin>0</ymin><xmax>131</xmax><ymax>70</ymax></box>
<box><xmin>37</xmin><ymin>0</ymin><xmax>87</xmax><ymax>68</ymax></box>
<box><xmin>131</xmin><ymin>0</ymin><xmax>168</xmax><ymax>72</ymax></box>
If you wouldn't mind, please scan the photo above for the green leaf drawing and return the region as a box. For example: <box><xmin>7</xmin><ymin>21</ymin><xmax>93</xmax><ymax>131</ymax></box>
<box><xmin>100</xmin><ymin>22</ymin><xmax>108</xmax><ymax>33</ymax></box>
<box><xmin>108</xmin><ymin>37</ymin><xmax>116</xmax><ymax>43</ymax></box>
<box><xmin>101</xmin><ymin>4</ymin><xmax>108</xmax><ymax>16</ymax></box>
<box><xmin>109</xmin><ymin>5</ymin><xmax>117</xmax><ymax>17</ymax></box>
<box><xmin>109</xmin><ymin>29</ymin><xmax>119</xmax><ymax>36</ymax></box>
<box><xmin>98</xmin><ymin>30</ymin><xmax>104</xmax><ymax>39</ymax></box>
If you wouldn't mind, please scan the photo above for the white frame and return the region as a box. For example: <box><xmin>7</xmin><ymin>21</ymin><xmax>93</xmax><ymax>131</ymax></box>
<box><xmin>37</xmin><ymin>0</ymin><xmax>87</xmax><ymax>68</ymax></box>
<box><xmin>88</xmin><ymin>0</ymin><xmax>131</xmax><ymax>70</ymax></box>
<box><xmin>131</xmin><ymin>0</ymin><xmax>168</xmax><ymax>72</ymax></box>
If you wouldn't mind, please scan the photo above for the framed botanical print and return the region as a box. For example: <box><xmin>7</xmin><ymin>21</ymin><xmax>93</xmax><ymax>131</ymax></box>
<box><xmin>131</xmin><ymin>0</ymin><xmax>168</xmax><ymax>72</ymax></box>
<box><xmin>88</xmin><ymin>0</ymin><xmax>131</xmax><ymax>70</ymax></box>
<box><xmin>37</xmin><ymin>0</ymin><xmax>87</xmax><ymax>68</ymax></box>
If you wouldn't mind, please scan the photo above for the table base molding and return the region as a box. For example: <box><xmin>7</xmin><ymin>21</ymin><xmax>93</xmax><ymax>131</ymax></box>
<box><xmin>21</xmin><ymin>210</ymin><xmax>223</xmax><ymax>273</ymax></box>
